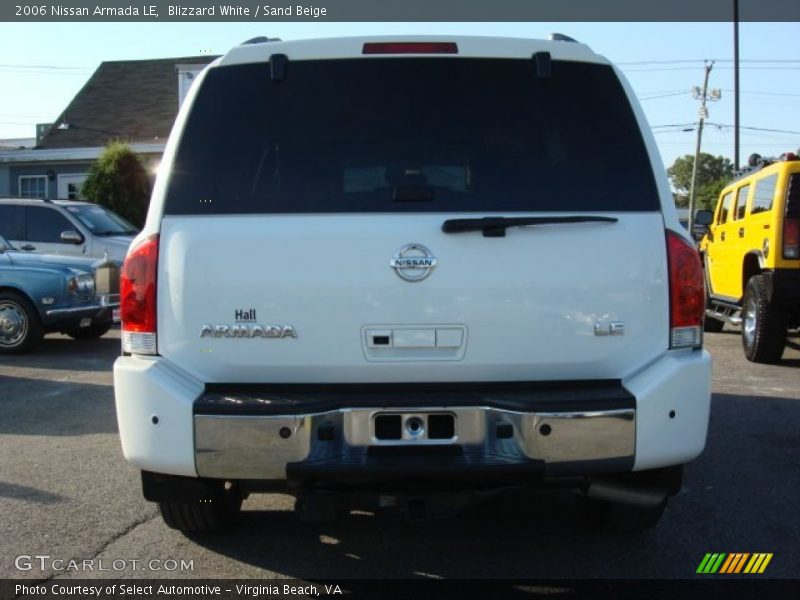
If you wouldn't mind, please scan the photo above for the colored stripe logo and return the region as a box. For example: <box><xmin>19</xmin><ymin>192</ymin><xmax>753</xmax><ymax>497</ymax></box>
<box><xmin>697</xmin><ymin>553</ymin><xmax>773</xmax><ymax>574</ymax></box>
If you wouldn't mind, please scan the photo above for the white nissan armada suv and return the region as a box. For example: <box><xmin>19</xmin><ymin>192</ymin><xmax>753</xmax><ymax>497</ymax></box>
<box><xmin>114</xmin><ymin>35</ymin><xmax>712</xmax><ymax>533</ymax></box>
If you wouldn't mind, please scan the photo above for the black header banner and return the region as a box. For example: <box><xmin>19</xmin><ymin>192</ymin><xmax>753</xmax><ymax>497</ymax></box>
<box><xmin>4</xmin><ymin>0</ymin><xmax>800</xmax><ymax>22</ymax></box>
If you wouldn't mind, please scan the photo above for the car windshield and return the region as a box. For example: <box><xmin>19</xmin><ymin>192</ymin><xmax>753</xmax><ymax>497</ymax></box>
<box><xmin>63</xmin><ymin>204</ymin><xmax>138</xmax><ymax>236</ymax></box>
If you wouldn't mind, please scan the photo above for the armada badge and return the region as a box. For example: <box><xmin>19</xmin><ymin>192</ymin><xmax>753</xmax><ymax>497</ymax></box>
<box><xmin>200</xmin><ymin>324</ymin><xmax>297</xmax><ymax>338</ymax></box>
<box><xmin>390</xmin><ymin>243</ymin><xmax>437</xmax><ymax>282</ymax></box>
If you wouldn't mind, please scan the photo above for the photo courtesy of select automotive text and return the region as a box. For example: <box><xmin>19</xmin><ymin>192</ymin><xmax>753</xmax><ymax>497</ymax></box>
<box><xmin>1</xmin><ymin>1</ymin><xmax>799</xmax><ymax>598</ymax></box>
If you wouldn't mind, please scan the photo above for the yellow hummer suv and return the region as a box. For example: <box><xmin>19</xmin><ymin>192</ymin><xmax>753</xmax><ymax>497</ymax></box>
<box><xmin>697</xmin><ymin>153</ymin><xmax>800</xmax><ymax>363</ymax></box>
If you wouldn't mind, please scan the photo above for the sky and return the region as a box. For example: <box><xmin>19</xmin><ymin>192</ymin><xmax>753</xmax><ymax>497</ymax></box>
<box><xmin>0</xmin><ymin>21</ymin><xmax>798</xmax><ymax>171</ymax></box>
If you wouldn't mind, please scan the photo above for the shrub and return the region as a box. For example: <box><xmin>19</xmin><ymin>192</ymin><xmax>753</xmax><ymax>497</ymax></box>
<box><xmin>81</xmin><ymin>142</ymin><xmax>151</xmax><ymax>227</ymax></box>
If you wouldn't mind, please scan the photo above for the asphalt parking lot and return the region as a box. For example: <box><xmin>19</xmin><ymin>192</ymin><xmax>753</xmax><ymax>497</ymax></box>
<box><xmin>0</xmin><ymin>328</ymin><xmax>798</xmax><ymax>581</ymax></box>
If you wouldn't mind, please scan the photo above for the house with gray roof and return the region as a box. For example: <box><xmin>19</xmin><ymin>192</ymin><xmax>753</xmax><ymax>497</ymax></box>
<box><xmin>0</xmin><ymin>55</ymin><xmax>217</xmax><ymax>200</ymax></box>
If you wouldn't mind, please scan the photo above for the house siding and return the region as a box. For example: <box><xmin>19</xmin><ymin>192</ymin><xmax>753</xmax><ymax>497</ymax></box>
<box><xmin>11</xmin><ymin>163</ymin><xmax>93</xmax><ymax>198</ymax></box>
<box><xmin>0</xmin><ymin>165</ymin><xmax>9</xmax><ymax>196</ymax></box>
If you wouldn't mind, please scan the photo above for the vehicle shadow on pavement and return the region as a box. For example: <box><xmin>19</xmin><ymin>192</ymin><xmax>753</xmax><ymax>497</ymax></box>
<box><xmin>0</xmin><ymin>335</ymin><xmax>120</xmax><ymax>372</ymax></box>
<box><xmin>185</xmin><ymin>488</ymin><xmax>678</xmax><ymax>579</ymax></box>
<box><xmin>0</xmin><ymin>480</ymin><xmax>66</xmax><ymax>505</ymax></box>
<box><xmin>0</xmin><ymin>375</ymin><xmax>117</xmax><ymax>435</ymax></box>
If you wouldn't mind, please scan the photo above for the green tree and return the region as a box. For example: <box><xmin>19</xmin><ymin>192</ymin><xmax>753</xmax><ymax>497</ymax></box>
<box><xmin>673</xmin><ymin>192</ymin><xmax>689</xmax><ymax>208</ymax></box>
<box><xmin>81</xmin><ymin>142</ymin><xmax>151</xmax><ymax>228</ymax></box>
<box><xmin>667</xmin><ymin>153</ymin><xmax>734</xmax><ymax>211</ymax></box>
<box><xmin>696</xmin><ymin>178</ymin><xmax>729</xmax><ymax>211</ymax></box>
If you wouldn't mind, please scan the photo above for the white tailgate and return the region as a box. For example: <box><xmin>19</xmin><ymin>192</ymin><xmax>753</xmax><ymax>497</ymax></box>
<box><xmin>158</xmin><ymin>213</ymin><xmax>668</xmax><ymax>383</ymax></box>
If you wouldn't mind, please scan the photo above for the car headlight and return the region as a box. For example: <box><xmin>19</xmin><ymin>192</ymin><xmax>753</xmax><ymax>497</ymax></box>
<box><xmin>69</xmin><ymin>273</ymin><xmax>95</xmax><ymax>298</ymax></box>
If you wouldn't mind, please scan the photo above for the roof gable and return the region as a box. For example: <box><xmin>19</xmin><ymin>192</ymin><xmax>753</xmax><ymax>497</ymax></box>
<box><xmin>38</xmin><ymin>55</ymin><xmax>217</xmax><ymax>149</ymax></box>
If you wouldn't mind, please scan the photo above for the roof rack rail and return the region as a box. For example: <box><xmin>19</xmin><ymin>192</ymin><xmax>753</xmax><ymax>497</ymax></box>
<box><xmin>549</xmin><ymin>33</ymin><xmax>578</xmax><ymax>43</ymax></box>
<box><xmin>733</xmin><ymin>155</ymin><xmax>771</xmax><ymax>180</ymax></box>
<box><xmin>733</xmin><ymin>151</ymin><xmax>799</xmax><ymax>180</ymax></box>
<box><xmin>0</xmin><ymin>196</ymin><xmax>52</xmax><ymax>202</ymax></box>
<box><xmin>242</xmin><ymin>36</ymin><xmax>282</xmax><ymax>45</ymax></box>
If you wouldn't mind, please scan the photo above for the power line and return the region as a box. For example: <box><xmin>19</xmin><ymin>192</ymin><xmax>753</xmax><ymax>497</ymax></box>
<box><xmin>636</xmin><ymin>88</ymin><xmax>688</xmax><ymax>95</ymax></box>
<box><xmin>623</xmin><ymin>66</ymin><xmax>800</xmax><ymax>72</ymax></box>
<box><xmin>617</xmin><ymin>59</ymin><xmax>800</xmax><ymax>65</ymax></box>
<box><xmin>639</xmin><ymin>89</ymin><xmax>800</xmax><ymax>100</ymax></box>
<box><xmin>0</xmin><ymin>69</ymin><xmax>91</xmax><ymax>76</ymax></box>
<box><xmin>623</xmin><ymin>66</ymin><xmax>715</xmax><ymax>72</ymax></box>
<box><xmin>0</xmin><ymin>114</ymin><xmax>54</xmax><ymax>119</ymax></box>
<box><xmin>721</xmin><ymin>89</ymin><xmax>800</xmax><ymax>98</ymax></box>
<box><xmin>639</xmin><ymin>91</ymin><xmax>690</xmax><ymax>100</ymax></box>
<box><xmin>0</xmin><ymin>120</ymin><xmax>42</xmax><ymax>126</ymax></box>
<box><xmin>651</xmin><ymin>123</ymin><xmax>697</xmax><ymax>129</ymax></box>
<box><xmin>720</xmin><ymin>124</ymin><xmax>800</xmax><ymax>135</ymax></box>
<box><xmin>0</xmin><ymin>63</ymin><xmax>89</xmax><ymax>70</ymax></box>
<box><xmin>2</xmin><ymin>59</ymin><xmax>798</xmax><ymax>70</ymax></box>
<box><xmin>652</xmin><ymin>123</ymin><xmax>800</xmax><ymax>135</ymax></box>
<box><xmin>733</xmin><ymin>67</ymin><xmax>800</xmax><ymax>70</ymax></box>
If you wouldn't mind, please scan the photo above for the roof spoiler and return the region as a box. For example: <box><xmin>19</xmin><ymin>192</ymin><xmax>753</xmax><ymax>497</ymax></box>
<box><xmin>241</xmin><ymin>36</ymin><xmax>282</xmax><ymax>45</ymax></box>
<box><xmin>549</xmin><ymin>33</ymin><xmax>578</xmax><ymax>43</ymax></box>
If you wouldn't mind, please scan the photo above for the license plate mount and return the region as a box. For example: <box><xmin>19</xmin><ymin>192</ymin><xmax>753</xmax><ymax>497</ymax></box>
<box><xmin>373</xmin><ymin>412</ymin><xmax>456</xmax><ymax>442</ymax></box>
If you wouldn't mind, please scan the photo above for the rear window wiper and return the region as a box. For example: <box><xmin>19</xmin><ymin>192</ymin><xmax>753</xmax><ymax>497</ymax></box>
<box><xmin>441</xmin><ymin>216</ymin><xmax>618</xmax><ymax>237</ymax></box>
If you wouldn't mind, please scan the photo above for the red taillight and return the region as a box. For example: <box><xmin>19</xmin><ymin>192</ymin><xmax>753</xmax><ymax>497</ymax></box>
<box><xmin>667</xmin><ymin>231</ymin><xmax>704</xmax><ymax>348</ymax></box>
<box><xmin>362</xmin><ymin>42</ymin><xmax>458</xmax><ymax>55</ymax></box>
<box><xmin>783</xmin><ymin>218</ymin><xmax>799</xmax><ymax>259</ymax></box>
<box><xmin>120</xmin><ymin>234</ymin><xmax>158</xmax><ymax>354</ymax></box>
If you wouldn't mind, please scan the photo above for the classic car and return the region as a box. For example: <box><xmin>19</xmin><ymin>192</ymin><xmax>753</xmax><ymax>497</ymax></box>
<box><xmin>0</xmin><ymin>232</ymin><xmax>120</xmax><ymax>353</ymax></box>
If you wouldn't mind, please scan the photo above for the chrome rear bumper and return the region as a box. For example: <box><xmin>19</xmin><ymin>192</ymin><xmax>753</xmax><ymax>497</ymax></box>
<box><xmin>195</xmin><ymin>405</ymin><xmax>635</xmax><ymax>481</ymax></box>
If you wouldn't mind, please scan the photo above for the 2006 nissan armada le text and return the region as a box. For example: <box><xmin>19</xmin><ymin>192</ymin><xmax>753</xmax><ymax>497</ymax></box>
<box><xmin>114</xmin><ymin>35</ymin><xmax>712</xmax><ymax>533</ymax></box>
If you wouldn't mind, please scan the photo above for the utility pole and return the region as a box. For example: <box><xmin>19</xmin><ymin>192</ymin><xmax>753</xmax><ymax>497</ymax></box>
<box><xmin>687</xmin><ymin>62</ymin><xmax>721</xmax><ymax>235</ymax></box>
<box><xmin>734</xmin><ymin>0</ymin><xmax>740</xmax><ymax>170</ymax></box>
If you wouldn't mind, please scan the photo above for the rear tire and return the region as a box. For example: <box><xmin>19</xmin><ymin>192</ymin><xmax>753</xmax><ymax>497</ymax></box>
<box><xmin>742</xmin><ymin>275</ymin><xmax>786</xmax><ymax>363</ymax></box>
<box><xmin>159</xmin><ymin>482</ymin><xmax>242</xmax><ymax>533</ymax></box>
<box><xmin>0</xmin><ymin>291</ymin><xmax>44</xmax><ymax>354</ymax></box>
<box><xmin>66</xmin><ymin>323</ymin><xmax>112</xmax><ymax>340</ymax></box>
<box><xmin>578</xmin><ymin>496</ymin><xmax>667</xmax><ymax>533</ymax></box>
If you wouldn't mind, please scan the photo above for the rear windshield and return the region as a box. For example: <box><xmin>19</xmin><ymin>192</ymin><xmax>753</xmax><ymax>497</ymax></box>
<box><xmin>165</xmin><ymin>58</ymin><xmax>659</xmax><ymax>215</ymax></box>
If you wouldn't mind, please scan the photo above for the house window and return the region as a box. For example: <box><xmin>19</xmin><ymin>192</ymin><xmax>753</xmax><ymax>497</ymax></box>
<box><xmin>19</xmin><ymin>175</ymin><xmax>48</xmax><ymax>199</ymax></box>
